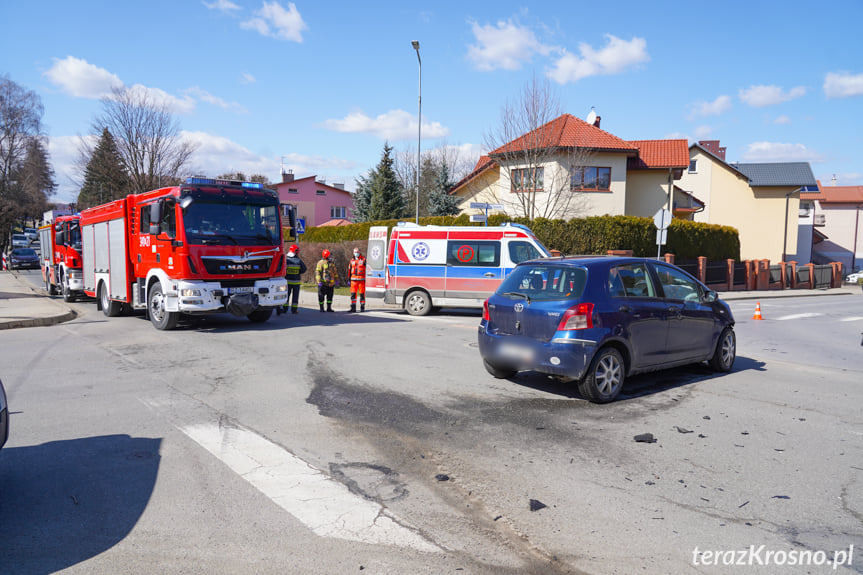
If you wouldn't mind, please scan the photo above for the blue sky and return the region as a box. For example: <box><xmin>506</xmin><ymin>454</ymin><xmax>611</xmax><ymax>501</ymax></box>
<box><xmin>3</xmin><ymin>0</ymin><xmax>862</xmax><ymax>204</ymax></box>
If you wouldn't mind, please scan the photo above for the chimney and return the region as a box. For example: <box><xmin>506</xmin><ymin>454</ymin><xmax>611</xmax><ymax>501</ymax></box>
<box><xmin>698</xmin><ymin>140</ymin><xmax>727</xmax><ymax>161</ymax></box>
<box><xmin>281</xmin><ymin>169</ymin><xmax>294</xmax><ymax>183</ymax></box>
<box><xmin>593</xmin><ymin>115</ymin><xmax>601</xmax><ymax>128</ymax></box>
<box><xmin>333</xmin><ymin>182</ymin><xmax>345</xmax><ymax>190</ymax></box>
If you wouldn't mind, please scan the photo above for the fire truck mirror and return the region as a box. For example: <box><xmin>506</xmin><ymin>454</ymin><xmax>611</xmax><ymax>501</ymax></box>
<box><xmin>56</xmin><ymin>230</ymin><xmax>66</xmax><ymax>246</ymax></box>
<box><xmin>149</xmin><ymin>202</ymin><xmax>162</xmax><ymax>236</ymax></box>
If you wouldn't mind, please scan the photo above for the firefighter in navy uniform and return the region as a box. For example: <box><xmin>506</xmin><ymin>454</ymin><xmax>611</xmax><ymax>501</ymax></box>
<box><xmin>277</xmin><ymin>244</ymin><xmax>306</xmax><ymax>315</ymax></box>
<box><xmin>348</xmin><ymin>247</ymin><xmax>367</xmax><ymax>312</ymax></box>
<box><xmin>315</xmin><ymin>249</ymin><xmax>339</xmax><ymax>312</ymax></box>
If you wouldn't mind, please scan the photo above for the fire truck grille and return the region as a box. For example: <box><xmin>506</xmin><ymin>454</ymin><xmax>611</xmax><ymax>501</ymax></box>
<box><xmin>201</xmin><ymin>257</ymin><xmax>272</xmax><ymax>275</ymax></box>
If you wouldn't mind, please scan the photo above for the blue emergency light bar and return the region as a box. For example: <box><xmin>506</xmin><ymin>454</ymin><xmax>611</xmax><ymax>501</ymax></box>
<box><xmin>185</xmin><ymin>176</ymin><xmax>264</xmax><ymax>189</ymax></box>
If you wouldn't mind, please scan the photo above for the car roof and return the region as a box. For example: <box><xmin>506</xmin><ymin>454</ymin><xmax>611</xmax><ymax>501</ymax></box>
<box><xmin>524</xmin><ymin>255</ymin><xmax>658</xmax><ymax>267</ymax></box>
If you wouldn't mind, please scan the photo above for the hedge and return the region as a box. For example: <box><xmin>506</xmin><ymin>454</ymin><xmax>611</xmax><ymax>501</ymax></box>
<box><xmin>290</xmin><ymin>214</ymin><xmax>740</xmax><ymax>261</ymax></box>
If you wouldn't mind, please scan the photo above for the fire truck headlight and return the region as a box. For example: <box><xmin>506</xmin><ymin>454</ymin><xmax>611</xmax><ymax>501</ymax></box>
<box><xmin>180</xmin><ymin>289</ymin><xmax>202</xmax><ymax>297</ymax></box>
<box><xmin>275</xmin><ymin>284</ymin><xmax>288</xmax><ymax>292</ymax></box>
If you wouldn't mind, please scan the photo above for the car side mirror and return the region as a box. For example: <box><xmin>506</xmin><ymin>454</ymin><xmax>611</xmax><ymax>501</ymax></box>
<box><xmin>703</xmin><ymin>290</ymin><xmax>718</xmax><ymax>303</ymax></box>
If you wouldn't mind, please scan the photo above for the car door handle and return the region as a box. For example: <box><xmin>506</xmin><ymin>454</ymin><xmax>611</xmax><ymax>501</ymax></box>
<box><xmin>484</xmin><ymin>272</ymin><xmax>495</xmax><ymax>277</ymax></box>
<box><xmin>619</xmin><ymin>305</ymin><xmax>632</xmax><ymax>313</ymax></box>
<box><xmin>667</xmin><ymin>306</ymin><xmax>682</xmax><ymax>316</ymax></box>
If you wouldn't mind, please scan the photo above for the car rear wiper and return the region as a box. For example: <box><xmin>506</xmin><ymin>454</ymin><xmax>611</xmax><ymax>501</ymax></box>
<box><xmin>503</xmin><ymin>291</ymin><xmax>531</xmax><ymax>303</ymax></box>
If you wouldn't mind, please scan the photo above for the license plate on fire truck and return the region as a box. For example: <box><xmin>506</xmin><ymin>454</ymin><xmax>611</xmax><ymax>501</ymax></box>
<box><xmin>226</xmin><ymin>286</ymin><xmax>254</xmax><ymax>294</ymax></box>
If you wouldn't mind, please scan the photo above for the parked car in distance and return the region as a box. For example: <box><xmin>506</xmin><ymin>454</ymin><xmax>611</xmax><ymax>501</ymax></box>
<box><xmin>0</xmin><ymin>378</ymin><xmax>8</xmax><ymax>452</ymax></box>
<box><xmin>844</xmin><ymin>270</ymin><xmax>862</xmax><ymax>284</ymax></box>
<box><xmin>11</xmin><ymin>233</ymin><xmax>29</xmax><ymax>248</ymax></box>
<box><xmin>24</xmin><ymin>227</ymin><xmax>39</xmax><ymax>242</ymax></box>
<box><xmin>478</xmin><ymin>256</ymin><xmax>736</xmax><ymax>403</ymax></box>
<box><xmin>9</xmin><ymin>247</ymin><xmax>40</xmax><ymax>270</ymax></box>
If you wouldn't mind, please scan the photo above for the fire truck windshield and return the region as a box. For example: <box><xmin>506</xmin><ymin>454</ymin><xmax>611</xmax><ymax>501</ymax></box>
<box><xmin>183</xmin><ymin>202</ymin><xmax>280</xmax><ymax>246</ymax></box>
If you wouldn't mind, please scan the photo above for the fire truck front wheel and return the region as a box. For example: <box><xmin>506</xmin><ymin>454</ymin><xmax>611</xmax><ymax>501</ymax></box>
<box><xmin>62</xmin><ymin>274</ymin><xmax>76</xmax><ymax>303</ymax></box>
<box><xmin>247</xmin><ymin>308</ymin><xmax>273</xmax><ymax>323</ymax></box>
<box><xmin>404</xmin><ymin>290</ymin><xmax>432</xmax><ymax>316</ymax></box>
<box><xmin>99</xmin><ymin>281</ymin><xmax>122</xmax><ymax>317</ymax></box>
<box><xmin>148</xmin><ymin>281</ymin><xmax>179</xmax><ymax>330</ymax></box>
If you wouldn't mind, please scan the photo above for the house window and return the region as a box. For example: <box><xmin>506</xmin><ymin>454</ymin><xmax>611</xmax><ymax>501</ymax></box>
<box><xmin>287</xmin><ymin>188</ymin><xmax>298</xmax><ymax>194</ymax></box>
<box><xmin>282</xmin><ymin>204</ymin><xmax>296</xmax><ymax>217</ymax></box>
<box><xmin>511</xmin><ymin>167</ymin><xmax>544</xmax><ymax>192</ymax></box>
<box><xmin>330</xmin><ymin>206</ymin><xmax>346</xmax><ymax>219</ymax></box>
<box><xmin>316</xmin><ymin>189</ymin><xmax>326</xmax><ymax>196</ymax></box>
<box><xmin>688</xmin><ymin>160</ymin><xmax>697</xmax><ymax>173</ymax></box>
<box><xmin>571</xmin><ymin>166</ymin><xmax>611</xmax><ymax>191</ymax></box>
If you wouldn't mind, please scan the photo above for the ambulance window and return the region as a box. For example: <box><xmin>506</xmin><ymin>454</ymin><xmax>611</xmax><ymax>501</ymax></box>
<box><xmin>508</xmin><ymin>241</ymin><xmax>542</xmax><ymax>264</ymax></box>
<box><xmin>447</xmin><ymin>241</ymin><xmax>499</xmax><ymax>267</ymax></box>
<box><xmin>367</xmin><ymin>240</ymin><xmax>385</xmax><ymax>269</ymax></box>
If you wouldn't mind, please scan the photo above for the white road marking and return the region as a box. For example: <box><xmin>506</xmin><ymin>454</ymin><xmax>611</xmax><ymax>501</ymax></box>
<box><xmin>179</xmin><ymin>422</ymin><xmax>440</xmax><ymax>553</ymax></box>
<box><xmin>775</xmin><ymin>313</ymin><xmax>822</xmax><ymax>321</ymax></box>
<box><xmin>840</xmin><ymin>316</ymin><xmax>863</xmax><ymax>322</ymax></box>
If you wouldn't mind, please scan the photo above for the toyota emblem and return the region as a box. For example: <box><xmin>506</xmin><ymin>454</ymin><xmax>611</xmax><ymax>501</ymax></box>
<box><xmin>514</xmin><ymin>303</ymin><xmax>524</xmax><ymax>312</ymax></box>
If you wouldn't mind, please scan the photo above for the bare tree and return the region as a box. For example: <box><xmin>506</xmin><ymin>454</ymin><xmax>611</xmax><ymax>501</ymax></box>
<box><xmin>395</xmin><ymin>140</ymin><xmax>475</xmax><ymax>219</ymax></box>
<box><xmin>483</xmin><ymin>75</ymin><xmax>592</xmax><ymax>220</ymax></box>
<box><xmin>0</xmin><ymin>75</ymin><xmax>51</xmax><ymax>240</ymax></box>
<box><xmin>88</xmin><ymin>86</ymin><xmax>198</xmax><ymax>194</ymax></box>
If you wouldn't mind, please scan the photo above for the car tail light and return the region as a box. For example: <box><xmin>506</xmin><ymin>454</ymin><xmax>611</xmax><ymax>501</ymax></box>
<box><xmin>482</xmin><ymin>299</ymin><xmax>490</xmax><ymax>321</ymax></box>
<box><xmin>557</xmin><ymin>302</ymin><xmax>594</xmax><ymax>330</ymax></box>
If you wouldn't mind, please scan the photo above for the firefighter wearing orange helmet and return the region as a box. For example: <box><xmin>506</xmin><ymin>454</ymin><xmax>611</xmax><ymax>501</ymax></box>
<box><xmin>277</xmin><ymin>244</ymin><xmax>306</xmax><ymax>315</ymax></box>
<box><xmin>348</xmin><ymin>247</ymin><xmax>367</xmax><ymax>312</ymax></box>
<box><xmin>315</xmin><ymin>249</ymin><xmax>339</xmax><ymax>312</ymax></box>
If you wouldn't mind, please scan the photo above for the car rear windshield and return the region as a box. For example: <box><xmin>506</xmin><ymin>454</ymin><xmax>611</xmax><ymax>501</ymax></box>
<box><xmin>497</xmin><ymin>264</ymin><xmax>587</xmax><ymax>301</ymax></box>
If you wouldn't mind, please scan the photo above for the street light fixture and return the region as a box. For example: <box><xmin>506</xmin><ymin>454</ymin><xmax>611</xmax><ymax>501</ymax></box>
<box><xmin>412</xmin><ymin>40</ymin><xmax>421</xmax><ymax>224</ymax></box>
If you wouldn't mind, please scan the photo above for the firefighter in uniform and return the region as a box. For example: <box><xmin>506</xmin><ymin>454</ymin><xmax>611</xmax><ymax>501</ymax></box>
<box><xmin>315</xmin><ymin>249</ymin><xmax>339</xmax><ymax>312</ymax></box>
<box><xmin>348</xmin><ymin>247</ymin><xmax>367</xmax><ymax>312</ymax></box>
<box><xmin>277</xmin><ymin>244</ymin><xmax>306</xmax><ymax>315</ymax></box>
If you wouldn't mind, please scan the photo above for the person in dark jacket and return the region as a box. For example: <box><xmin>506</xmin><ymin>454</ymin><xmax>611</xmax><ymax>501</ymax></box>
<box><xmin>315</xmin><ymin>249</ymin><xmax>339</xmax><ymax>312</ymax></box>
<box><xmin>277</xmin><ymin>244</ymin><xmax>307</xmax><ymax>315</ymax></box>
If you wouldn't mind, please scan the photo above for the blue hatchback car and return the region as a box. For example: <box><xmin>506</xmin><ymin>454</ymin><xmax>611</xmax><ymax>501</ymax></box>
<box><xmin>478</xmin><ymin>256</ymin><xmax>736</xmax><ymax>403</ymax></box>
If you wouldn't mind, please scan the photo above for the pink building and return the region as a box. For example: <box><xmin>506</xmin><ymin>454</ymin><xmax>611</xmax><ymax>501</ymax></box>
<box><xmin>271</xmin><ymin>171</ymin><xmax>355</xmax><ymax>227</ymax></box>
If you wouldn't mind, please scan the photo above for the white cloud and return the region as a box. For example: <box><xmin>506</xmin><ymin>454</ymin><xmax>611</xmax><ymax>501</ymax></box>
<box><xmin>184</xmin><ymin>87</ymin><xmax>247</xmax><ymax>113</ymax></box>
<box><xmin>240</xmin><ymin>72</ymin><xmax>257</xmax><ymax>84</ymax></box>
<box><xmin>824</xmin><ymin>71</ymin><xmax>863</xmax><ymax>99</ymax></box>
<box><xmin>44</xmin><ymin>56</ymin><xmax>122</xmax><ymax>99</ymax></box>
<box><xmin>687</xmin><ymin>95</ymin><xmax>732</xmax><ymax>120</ymax></box>
<box><xmin>741</xmin><ymin>142</ymin><xmax>824</xmax><ymax>163</ymax></box>
<box><xmin>467</xmin><ymin>19</ymin><xmax>551</xmax><ymax>71</ymax></box>
<box><xmin>182</xmin><ymin>131</ymin><xmax>359</xmax><ymax>185</ymax></box>
<box><xmin>202</xmin><ymin>0</ymin><xmax>240</xmax><ymax>12</ymax></box>
<box><xmin>48</xmin><ymin>135</ymin><xmax>95</xmax><ymax>203</ymax></box>
<box><xmin>739</xmin><ymin>85</ymin><xmax>806</xmax><ymax>107</ymax></box>
<box><xmin>125</xmin><ymin>83</ymin><xmax>196</xmax><ymax>115</ymax></box>
<box><xmin>693</xmin><ymin>125</ymin><xmax>713</xmax><ymax>139</ymax></box>
<box><xmin>547</xmin><ymin>35</ymin><xmax>649</xmax><ymax>84</ymax></box>
<box><xmin>774</xmin><ymin>115</ymin><xmax>791</xmax><ymax>125</ymax></box>
<box><xmin>241</xmin><ymin>1</ymin><xmax>307</xmax><ymax>42</ymax></box>
<box><xmin>322</xmin><ymin>109</ymin><xmax>449</xmax><ymax>141</ymax></box>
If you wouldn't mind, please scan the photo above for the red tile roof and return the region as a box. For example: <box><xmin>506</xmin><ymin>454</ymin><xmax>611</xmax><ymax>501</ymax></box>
<box><xmin>628</xmin><ymin>139</ymin><xmax>690</xmax><ymax>169</ymax></box>
<box><xmin>489</xmin><ymin>114</ymin><xmax>638</xmax><ymax>156</ymax></box>
<box><xmin>449</xmin><ymin>155</ymin><xmax>497</xmax><ymax>194</ymax></box>
<box><xmin>802</xmin><ymin>183</ymin><xmax>863</xmax><ymax>204</ymax></box>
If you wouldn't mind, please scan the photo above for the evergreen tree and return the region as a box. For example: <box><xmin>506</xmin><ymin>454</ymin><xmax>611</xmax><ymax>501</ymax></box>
<box><xmin>352</xmin><ymin>173</ymin><xmax>373</xmax><ymax>223</ymax></box>
<box><xmin>78</xmin><ymin>128</ymin><xmax>129</xmax><ymax>209</ymax></box>
<box><xmin>367</xmin><ymin>143</ymin><xmax>405</xmax><ymax>221</ymax></box>
<box><xmin>428</xmin><ymin>160</ymin><xmax>461</xmax><ymax>216</ymax></box>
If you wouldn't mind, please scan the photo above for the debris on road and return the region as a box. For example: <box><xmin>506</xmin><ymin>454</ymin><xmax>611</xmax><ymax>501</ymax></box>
<box><xmin>675</xmin><ymin>426</ymin><xmax>693</xmax><ymax>434</ymax></box>
<box><xmin>529</xmin><ymin>499</ymin><xmax>547</xmax><ymax>512</ymax></box>
<box><xmin>634</xmin><ymin>433</ymin><xmax>657</xmax><ymax>443</ymax></box>
<box><xmin>435</xmin><ymin>474</ymin><xmax>450</xmax><ymax>482</ymax></box>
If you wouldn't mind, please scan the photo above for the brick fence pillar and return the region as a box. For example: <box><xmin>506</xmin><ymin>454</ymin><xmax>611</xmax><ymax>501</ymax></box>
<box><xmin>697</xmin><ymin>256</ymin><xmax>707</xmax><ymax>284</ymax></box>
<box><xmin>806</xmin><ymin>263</ymin><xmax>815</xmax><ymax>289</ymax></box>
<box><xmin>726</xmin><ymin>259</ymin><xmax>735</xmax><ymax>291</ymax></box>
<box><xmin>664</xmin><ymin>253</ymin><xmax>675</xmax><ymax>265</ymax></box>
<box><xmin>789</xmin><ymin>261</ymin><xmax>798</xmax><ymax>288</ymax></box>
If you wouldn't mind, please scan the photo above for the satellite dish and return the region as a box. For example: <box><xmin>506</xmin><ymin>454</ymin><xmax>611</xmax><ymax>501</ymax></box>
<box><xmin>586</xmin><ymin>107</ymin><xmax>597</xmax><ymax>125</ymax></box>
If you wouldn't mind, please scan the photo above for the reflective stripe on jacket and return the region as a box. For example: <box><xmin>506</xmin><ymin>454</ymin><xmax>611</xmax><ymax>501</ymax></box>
<box><xmin>349</xmin><ymin>256</ymin><xmax>366</xmax><ymax>282</ymax></box>
<box><xmin>315</xmin><ymin>259</ymin><xmax>339</xmax><ymax>286</ymax></box>
<box><xmin>284</xmin><ymin>255</ymin><xmax>307</xmax><ymax>284</ymax></box>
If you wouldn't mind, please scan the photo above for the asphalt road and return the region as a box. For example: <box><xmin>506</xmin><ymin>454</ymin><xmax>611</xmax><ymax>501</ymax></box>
<box><xmin>1</xmin><ymin>270</ymin><xmax>861</xmax><ymax>574</ymax></box>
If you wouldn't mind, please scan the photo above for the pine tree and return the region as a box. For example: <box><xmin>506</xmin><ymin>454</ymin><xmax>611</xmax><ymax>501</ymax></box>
<box><xmin>428</xmin><ymin>160</ymin><xmax>461</xmax><ymax>216</ymax></box>
<box><xmin>78</xmin><ymin>128</ymin><xmax>130</xmax><ymax>209</ymax></box>
<box><xmin>352</xmin><ymin>173</ymin><xmax>373</xmax><ymax>223</ymax></box>
<box><xmin>367</xmin><ymin>144</ymin><xmax>405</xmax><ymax>221</ymax></box>
<box><xmin>17</xmin><ymin>137</ymin><xmax>56</xmax><ymax>221</ymax></box>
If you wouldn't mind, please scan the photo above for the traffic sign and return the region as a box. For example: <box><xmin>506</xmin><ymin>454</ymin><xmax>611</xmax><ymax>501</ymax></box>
<box><xmin>296</xmin><ymin>218</ymin><xmax>305</xmax><ymax>234</ymax></box>
<box><xmin>653</xmin><ymin>208</ymin><xmax>672</xmax><ymax>231</ymax></box>
<box><xmin>469</xmin><ymin>214</ymin><xmax>487</xmax><ymax>222</ymax></box>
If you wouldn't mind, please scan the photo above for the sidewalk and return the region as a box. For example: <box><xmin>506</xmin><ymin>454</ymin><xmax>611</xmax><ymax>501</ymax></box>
<box><xmin>0</xmin><ymin>269</ymin><xmax>858</xmax><ymax>330</ymax></box>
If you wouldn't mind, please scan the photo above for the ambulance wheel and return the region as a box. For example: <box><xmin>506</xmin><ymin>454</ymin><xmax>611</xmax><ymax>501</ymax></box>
<box><xmin>247</xmin><ymin>308</ymin><xmax>273</xmax><ymax>323</ymax></box>
<box><xmin>148</xmin><ymin>281</ymin><xmax>178</xmax><ymax>330</ymax></box>
<box><xmin>99</xmin><ymin>281</ymin><xmax>122</xmax><ymax>317</ymax></box>
<box><xmin>405</xmin><ymin>290</ymin><xmax>431</xmax><ymax>316</ymax></box>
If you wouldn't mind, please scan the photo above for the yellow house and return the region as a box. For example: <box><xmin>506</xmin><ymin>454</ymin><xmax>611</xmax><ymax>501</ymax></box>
<box><xmin>450</xmin><ymin>114</ymin><xmax>690</xmax><ymax>222</ymax></box>
<box><xmin>678</xmin><ymin>141</ymin><xmax>817</xmax><ymax>262</ymax></box>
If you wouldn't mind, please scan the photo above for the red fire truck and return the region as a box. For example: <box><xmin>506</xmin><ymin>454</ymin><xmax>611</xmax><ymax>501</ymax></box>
<box><xmin>39</xmin><ymin>214</ymin><xmax>85</xmax><ymax>302</ymax></box>
<box><xmin>79</xmin><ymin>177</ymin><xmax>288</xmax><ymax>330</ymax></box>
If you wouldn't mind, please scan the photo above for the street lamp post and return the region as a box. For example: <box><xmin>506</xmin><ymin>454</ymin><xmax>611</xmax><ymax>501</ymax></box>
<box><xmin>412</xmin><ymin>40</ymin><xmax>421</xmax><ymax>224</ymax></box>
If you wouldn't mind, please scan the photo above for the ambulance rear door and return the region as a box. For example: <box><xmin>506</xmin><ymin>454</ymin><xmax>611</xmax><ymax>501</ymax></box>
<box><xmin>366</xmin><ymin>226</ymin><xmax>389</xmax><ymax>298</ymax></box>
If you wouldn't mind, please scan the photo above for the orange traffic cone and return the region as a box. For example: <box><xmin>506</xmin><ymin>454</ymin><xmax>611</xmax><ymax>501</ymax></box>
<box><xmin>752</xmin><ymin>302</ymin><xmax>763</xmax><ymax>320</ymax></box>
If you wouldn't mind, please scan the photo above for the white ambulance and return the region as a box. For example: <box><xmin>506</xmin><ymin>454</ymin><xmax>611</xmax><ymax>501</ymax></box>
<box><xmin>365</xmin><ymin>222</ymin><xmax>550</xmax><ymax>315</ymax></box>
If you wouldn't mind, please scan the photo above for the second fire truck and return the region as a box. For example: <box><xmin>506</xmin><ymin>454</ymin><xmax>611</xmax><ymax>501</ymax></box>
<box><xmin>39</xmin><ymin>214</ymin><xmax>85</xmax><ymax>302</ymax></box>
<box><xmin>79</xmin><ymin>177</ymin><xmax>288</xmax><ymax>330</ymax></box>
